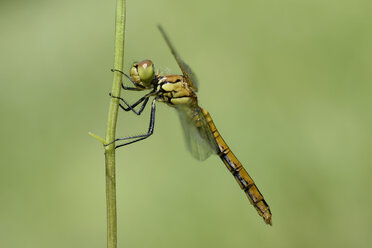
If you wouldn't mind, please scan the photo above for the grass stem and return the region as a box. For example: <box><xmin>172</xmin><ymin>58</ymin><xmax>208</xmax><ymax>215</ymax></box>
<box><xmin>104</xmin><ymin>0</ymin><xmax>126</xmax><ymax>247</ymax></box>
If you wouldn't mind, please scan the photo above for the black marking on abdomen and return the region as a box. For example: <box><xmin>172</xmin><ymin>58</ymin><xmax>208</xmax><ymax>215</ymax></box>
<box><xmin>220</xmin><ymin>154</ymin><xmax>238</xmax><ymax>173</ymax></box>
<box><xmin>218</xmin><ymin>147</ymin><xmax>229</xmax><ymax>157</ymax></box>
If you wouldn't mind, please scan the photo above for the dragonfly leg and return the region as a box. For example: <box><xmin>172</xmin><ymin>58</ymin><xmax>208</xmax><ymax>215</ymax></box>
<box><xmin>111</xmin><ymin>68</ymin><xmax>145</xmax><ymax>90</ymax></box>
<box><xmin>105</xmin><ymin>99</ymin><xmax>157</xmax><ymax>148</ymax></box>
<box><xmin>109</xmin><ymin>93</ymin><xmax>150</xmax><ymax>115</ymax></box>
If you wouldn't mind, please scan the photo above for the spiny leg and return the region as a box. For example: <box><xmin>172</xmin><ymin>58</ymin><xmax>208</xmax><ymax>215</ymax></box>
<box><xmin>111</xmin><ymin>68</ymin><xmax>145</xmax><ymax>90</ymax></box>
<box><xmin>105</xmin><ymin>99</ymin><xmax>157</xmax><ymax>148</ymax></box>
<box><xmin>117</xmin><ymin>95</ymin><xmax>149</xmax><ymax>115</ymax></box>
<box><xmin>109</xmin><ymin>90</ymin><xmax>154</xmax><ymax>115</ymax></box>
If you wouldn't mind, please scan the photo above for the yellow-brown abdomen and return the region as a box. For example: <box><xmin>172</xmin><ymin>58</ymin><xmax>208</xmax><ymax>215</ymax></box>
<box><xmin>201</xmin><ymin>108</ymin><xmax>272</xmax><ymax>225</ymax></box>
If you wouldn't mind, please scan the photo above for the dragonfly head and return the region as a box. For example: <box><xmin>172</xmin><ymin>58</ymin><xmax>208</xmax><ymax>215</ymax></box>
<box><xmin>130</xmin><ymin>60</ymin><xmax>156</xmax><ymax>89</ymax></box>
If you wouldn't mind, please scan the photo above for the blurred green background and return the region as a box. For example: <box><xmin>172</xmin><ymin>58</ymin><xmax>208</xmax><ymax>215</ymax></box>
<box><xmin>1</xmin><ymin>0</ymin><xmax>371</xmax><ymax>247</ymax></box>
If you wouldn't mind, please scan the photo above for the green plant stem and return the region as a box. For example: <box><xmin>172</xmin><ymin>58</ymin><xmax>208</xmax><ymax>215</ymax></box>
<box><xmin>104</xmin><ymin>1</ymin><xmax>126</xmax><ymax>248</ymax></box>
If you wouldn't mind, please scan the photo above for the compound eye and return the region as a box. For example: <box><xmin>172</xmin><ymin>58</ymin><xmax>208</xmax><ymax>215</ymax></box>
<box><xmin>137</xmin><ymin>60</ymin><xmax>155</xmax><ymax>87</ymax></box>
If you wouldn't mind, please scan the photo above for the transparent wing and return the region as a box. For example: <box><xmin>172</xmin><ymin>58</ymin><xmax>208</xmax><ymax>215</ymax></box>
<box><xmin>158</xmin><ymin>25</ymin><xmax>199</xmax><ymax>91</ymax></box>
<box><xmin>176</xmin><ymin>105</ymin><xmax>218</xmax><ymax>161</ymax></box>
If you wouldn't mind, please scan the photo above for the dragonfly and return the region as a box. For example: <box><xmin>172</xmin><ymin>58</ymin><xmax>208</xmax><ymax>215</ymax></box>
<box><xmin>108</xmin><ymin>25</ymin><xmax>272</xmax><ymax>225</ymax></box>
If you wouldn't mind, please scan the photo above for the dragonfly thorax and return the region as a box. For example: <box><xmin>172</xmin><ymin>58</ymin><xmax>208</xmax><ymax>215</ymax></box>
<box><xmin>156</xmin><ymin>75</ymin><xmax>197</xmax><ymax>106</ymax></box>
